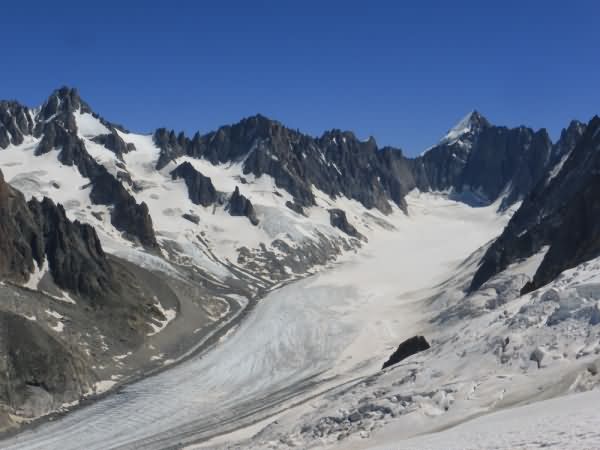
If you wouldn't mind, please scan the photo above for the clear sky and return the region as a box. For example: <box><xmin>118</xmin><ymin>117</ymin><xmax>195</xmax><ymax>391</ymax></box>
<box><xmin>1</xmin><ymin>1</ymin><xmax>599</xmax><ymax>156</ymax></box>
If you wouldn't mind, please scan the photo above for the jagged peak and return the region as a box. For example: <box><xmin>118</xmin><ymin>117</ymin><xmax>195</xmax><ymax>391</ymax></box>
<box><xmin>38</xmin><ymin>86</ymin><xmax>89</xmax><ymax>120</ymax></box>
<box><xmin>439</xmin><ymin>110</ymin><xmax>491</xmax><ymax>145</ymax></box>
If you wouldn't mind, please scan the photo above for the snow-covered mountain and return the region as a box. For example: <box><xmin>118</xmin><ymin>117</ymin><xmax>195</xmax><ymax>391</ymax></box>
<box><xmin>1</xmin><ymin>87</ymin><xmax>600</xmax><ymax>449</ymax></box>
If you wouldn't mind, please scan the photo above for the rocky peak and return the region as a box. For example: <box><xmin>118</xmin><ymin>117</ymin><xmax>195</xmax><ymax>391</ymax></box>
<box><xmin>552</xmin><ymin>119</ymin><xmax>587</xmax><ymax>161</ymax></box>
<box><xmin>0</xmin><ymin>100</ymin><xmax>34</xmax><ymax>148</ymax></box>
<box><xmin>439</xmin><ymin>110</ymin><xmax>491</xmax><ymax>146</ymax></box>
<box><xmin>236</xmin><ymin>113</ymin><xmax>284</xmax><ymax>138</ymax></box>
<box><xmin>227</xmin><ymin>186</ymin><xmax>259</xmax><ymax>225</ymax></box>
<box><xmin>37</xmin><ymin>86</ymin><xmax>90</xmax><ymax>122</ymax></box>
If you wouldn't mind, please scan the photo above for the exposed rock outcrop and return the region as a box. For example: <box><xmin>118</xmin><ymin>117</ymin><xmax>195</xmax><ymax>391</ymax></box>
<box><xmin>0</xmin><ymin>311</ymin><xmax>95</xmax><ymax>420</ymax></box>
<box><xmin>0</xmin><ymin>169</ymin><xmax>117</xmax><ymax>300</ymax></box>
<box><xmin>31</xmin><ymin>197</ymin><xmax>117</xmax><ymax>300</ymax></box>
<box><xmin>227</xmin><ymin>186</ymin><xmax>259</xmax><ymax>225</ymax></box>
<box><xmin>328</xmin><ymin>209</ymin><xmax>362</xmax><ymax>239</ymax></box>
<box><xmin>382</xmin><ymin>335</ymin><xmax>430</xmax><ymax>370</ymax></box>
<box><xmin>0</xmin><ymin>170</ymin><xmax>44</xmax><ymax>282</ymax></box>
<box><xmin>90</xmin><ymin>169</ymin><xmax>158</xmax><ymax>249</ymax></box>
<box><xmin>91</xmin><ymin>130</ymin><xmax>135</xmax><ymax>159</ymax></box>
<box><xmin>285</xmin><ymin>200</ymin><xmax>305</xmax><ymax>216</ymax></box>
<box><xmin>0</xmin><ymin>101</ymin><xmax>34</xmax><ymax>148</ymax></box>
<box><xmin>170</xmin><ymin>162</ymin><xmax>217</xmax><ymax>207</ymax></box>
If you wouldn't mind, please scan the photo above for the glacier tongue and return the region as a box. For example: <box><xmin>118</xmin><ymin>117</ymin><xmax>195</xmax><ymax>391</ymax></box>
<box><xmin>0</xmin><ymin>192</ymin><xmax>511</xmax><ymax>450</ymax></box>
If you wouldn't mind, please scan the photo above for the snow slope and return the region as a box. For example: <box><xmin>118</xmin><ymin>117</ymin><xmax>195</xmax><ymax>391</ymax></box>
<box><xmin>370</xmin><ymin>389</ymin><xmax>600</xmax><ymax>450</ymax></box>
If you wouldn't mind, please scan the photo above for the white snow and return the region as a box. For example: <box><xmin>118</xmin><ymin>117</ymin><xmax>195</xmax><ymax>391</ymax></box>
<box><xmin>74</xmin><ymin>110</ymin><xmax>110</xmax><ymax>137</ymax></box>
<box><xmin>92</xmin><ymin>380</ymin><xmax>117</xmax><ymax>394</ymax></box>
<box><xmin>546</xmin><ymin>150</ymin><xmax>571</xmax><ymax>183</ymax></box>
<box><xmin>22</xmin><ymin>260</ymin><xmax>49</xmax><ymax>290</ymax></box>
<box><xmin>440</xmin><ymin>111</ymin><xmax>478</xmax><ymax>144</ymax></box>
<box><xmin>45</xmin><ymin>309</ymin><xmax>65</xmax><ymax>332</ymax></box>
<box><xmin>44</xmin><ymin>309</ymin><xmax>64</xmax><ymax>320</ymax></box>
<box><xmin>367</xmin><ymin>389</ymin><xmax>600</xmax><ymax>450</ymax></box>
<box><xmin>146</xmin><ymin>299</ymin><xmax>177</xmax><ymax>336</ymax></box>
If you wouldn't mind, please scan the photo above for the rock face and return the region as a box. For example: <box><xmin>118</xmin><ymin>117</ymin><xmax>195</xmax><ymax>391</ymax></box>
<box><xmin>0</xmin><ymin>169</ymin><xmax>117</xmax><ymax>300</ymax></box>
<box><xmin>170</xmin><ymin>162</ymin><xmax>217</xmax><ymax>207</ymax></box>
<box><xmin>0</xmin><ymin>170</ymin><xmax>44</xmax><ymax>283</ymax></box>
<box><xmin>31</xmin><ymin>197</ymin><xmax>117</xmax><ymax>300</ymax></box>
<box><xmin>0</xmin><ymin>171</ymin><xmax>180</xmax><ymax>428</ymax></box>
<box><xmin>227</xmin><ymin>186</ymin><xmax>259</xmax><ymax>225</ymax></box>
<box><xmin>0</xmin><ymin>311</ymin><xmax>94</xmax><ymax>418</ymax></box>
<box><xmin>0</xmin><ymin>101</ymin><xmax>34</xmax><ymax>148</ymax></box>
<box><xmin>90</xmin><ymin>169</ymin><xmax>158</xmax><ymax>249</ymax></box>
<box><xmin>382</xmin><ymin>335</ymin><xmax>430</xmax><ymax>370</ymax></box>
<box><xmin>91</xmin><ymin>130</ymin><xmax>135</xmax><ymax>159</ymax></box>
<box><xmin>154</xmin><ymin>115</ymin><xmax>417</xmax><ymax>214</ymax></box>
<box><xmin>413</xmin><ymin>111</ymin><xmax>554</xmax><ymax>209</ymax></box>
<box><xmin>328</xmin><ymin>209</ymin><xmax>362</xmax><ymax>239</ymax></box>
<box><xmin>471</xmin><ymin>116</ymin><xmax>600</xmax><ymax>293</ymax></box>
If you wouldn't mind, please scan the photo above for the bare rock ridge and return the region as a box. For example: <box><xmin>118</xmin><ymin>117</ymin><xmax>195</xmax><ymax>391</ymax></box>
<box><xmin>91</xmin><ymin>129</ymin><xmax>136</xmax><ymax>159</ymax></box>
<box><xmin>153</xmin><ymin>115</ymin><xmax>417</xmax><ymax>215</ymax></box>
<box><xmin>170</xmin><ymin>161</ymin><xmax>218</xmax><ymax>207</ymax></box>
<box><xmin>227</xmin><ymin>186</ymin><xmax>259</xmax><ymax>225</ymax></box>
<box><xmin>90</xmin><ymin>169</ymin><xmax>158</xmax><ymax>249</ymax></box>
<box><xmin>0</xmin><ymin>100</ymin><xmax>34</xmax><ymax>147</ymax></box>
<box><xmin>471</xmin><ymin>116</ymin><xmax>599</xmax><ymax>293</ymax></box>
<box><xmin>0</xmin><ymin>169</ymin><xmax>116</xmax><ymax>299</ymax></box>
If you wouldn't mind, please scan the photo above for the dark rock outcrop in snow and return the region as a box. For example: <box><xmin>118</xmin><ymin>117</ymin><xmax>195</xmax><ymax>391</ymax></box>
<box><xmin>89</xmin><ymin>169</ymin><xmax>158</xmax><ymax>249</ymax></box>
<box><xmin>328</xmin><ymin>208</ymin><xmax>362</xmax><ymax>239</ymax></box>
<box><xmin>92</xmin><ymin>130</ymin><xmax>135</xmax><ymax>159</ymax></box>
<box><xmin>227</xmin><ymin>186</ymin><xmax>259</xmax><ymax>225</ymax></box>
<box><xmin>382</xmin><ymin>335</ymin><xmax>430</xmax><ymax>369</ymax></box>
<box><xmin>471</xmin><ymin>116</ymin><xmax>600</xmax><ymax>293</ymax></box>
<box><xmin>170</xmin><ymin>162</ymin><xmax>217</xmax><ymax>207</ymax></box>
<box><xmin>182</xmin><ymin>213</ymin><xmax>200</xmax><ymax>224</ymax></box>
<box><xmin>285</xmin><ymin>200</ymin><xmax>305</xmax><ymax>216</ymax></box>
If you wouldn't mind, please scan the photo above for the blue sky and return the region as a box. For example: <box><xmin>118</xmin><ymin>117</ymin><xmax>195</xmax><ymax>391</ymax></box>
<box><xmin>1</xmin><ymin>1</ymin><xmax>599</xmax><ymax>155</ymax></box>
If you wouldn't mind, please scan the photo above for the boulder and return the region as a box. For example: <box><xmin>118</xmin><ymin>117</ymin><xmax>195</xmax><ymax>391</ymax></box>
<box><xmin>382</xmin><ymin>336</ymin><xmax>430</xmax><ymax>370</ymax></box>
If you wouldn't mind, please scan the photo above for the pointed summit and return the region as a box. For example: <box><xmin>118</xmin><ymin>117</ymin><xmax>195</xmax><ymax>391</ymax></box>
<box><xmin>38</xmin><ymin>86</ymin><xmax>89</xmax><ymax>121</ymax></box>
<box><xmin>439</xmin><ymin>110</ymin><xmax>491</xmax><ymax>145</ymax></box>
